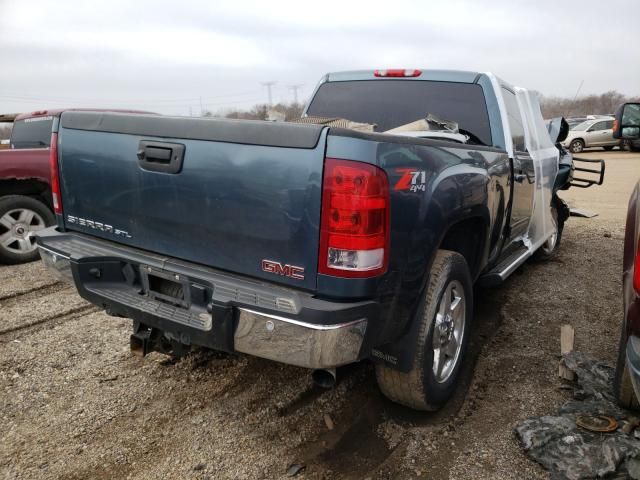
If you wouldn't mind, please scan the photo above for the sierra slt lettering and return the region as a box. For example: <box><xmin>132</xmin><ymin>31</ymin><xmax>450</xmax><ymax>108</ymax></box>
<box><xmin>67</xmin><ymin>215</ymin><xmax>132</xmax><ymax>239</ymax></box>
<box><xmin>261</xmin><ymin>259</ymin><xmax>305</xmax><ymax>280</ymax></box>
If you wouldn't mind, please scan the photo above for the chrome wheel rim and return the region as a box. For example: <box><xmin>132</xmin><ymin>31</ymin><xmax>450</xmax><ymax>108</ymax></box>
<box><xmin>0</xmin><ymin>208</ymin><xmax>46</xmax><ymax>254</ymax></box>
<box><xmin>432</xmin><ymin>280</ymin><xmax>466</xmax><ymax>383</ymax></box>
<box><xmin>571</xmin><ymin>142</ymin><xmax>583</xmax><ymax>153</ymax></box>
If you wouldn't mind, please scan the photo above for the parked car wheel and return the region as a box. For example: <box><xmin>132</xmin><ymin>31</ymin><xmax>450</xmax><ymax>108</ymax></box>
<box><xmin>0</xmin><ymin>195</ymin><xmax>55</xmax><ymax>264</ymax></box>
<box><xmin>614</xmin><ymin>326</ymin><xmax>640</xmax><ymax>410</ymax></box>
<box><xmin>375</xmin><ymin>250</ymin><xmax>473</xmax><ymax>411</ymax></box>
<box><xmin>569</xmin><ymin>139</ymin><xmax>585</xmax><ymax>153</ymax></box>
<box><xmin>604</xmin><ymin>146</ymin><xmax>615</xmax><ymax>151</ymax></box>
<box><xmin>532</xmin><ymin>197</ymin><xmax>565</xmax><ymax>261</ymax></box>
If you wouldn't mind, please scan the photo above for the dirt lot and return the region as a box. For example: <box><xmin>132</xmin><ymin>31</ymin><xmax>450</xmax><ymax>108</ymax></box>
<box><xmin>1</xmin><ymin>150</ymin><xmax>638</xmax><ymax>480</ymax></box>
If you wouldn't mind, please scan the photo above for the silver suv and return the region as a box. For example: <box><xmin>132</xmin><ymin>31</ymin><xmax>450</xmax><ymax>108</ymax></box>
<box><xmin>562</xmin><ymin>117</ymin><xmax>620</xmax><ymax>153</ymax></box>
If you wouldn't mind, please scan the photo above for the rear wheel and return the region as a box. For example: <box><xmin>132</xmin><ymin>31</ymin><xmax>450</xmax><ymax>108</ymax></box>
<box><xmin>376</xmin><ymin>250</ymin><xmax>473</xmax><ymax>411</ymax></box>
<box><xmin>569</xmin><ymin>139</ymin><xmax>585</xmax><ymax>153</ymax></box>
<box><xmin>0</xmin><ymin>195</ymin><xmax>54</xmax><ymax>264</ymax></box>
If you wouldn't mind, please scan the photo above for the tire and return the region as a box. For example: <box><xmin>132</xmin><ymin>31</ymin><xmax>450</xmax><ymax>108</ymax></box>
<box><xmin>569</xmin><ymin>139</ymin><xmax>585</xmax><ymax>153</ymax></box>
<box><xmin>603</xmin><ymin>146</ymin><xmax>615</xmax><ymax>151</ymax></box>
<box><xmin>0</xmin><ymin>195</ymin><xmax>55</xmax><ymax>264</ymax></box>
<box><xmin>532</xmin><ymin>197</ymin><xmax>565</xmax><ymax>261</ymax></box>
<box><xmin>376</xmin><ymin>250</ymin><xmax>473</xmax><ymax>411</ymax></box>
<box><xmin>614</xmin><ymin>326</ymin><xmax>640</xmax><ymax>410</ymax></box>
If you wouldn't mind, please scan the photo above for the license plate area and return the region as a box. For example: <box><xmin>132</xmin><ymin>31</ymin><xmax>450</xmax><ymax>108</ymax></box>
<box><xmin>140</xmin><ymin>266</ymin><xmax>191</xmax><ymax>309</ymax></box>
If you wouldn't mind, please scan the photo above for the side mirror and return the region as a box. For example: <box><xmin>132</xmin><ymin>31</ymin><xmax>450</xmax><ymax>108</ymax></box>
<box><xmin>547</xmin><ymin>117</ymin><xmax>569</xmax><ymax>144</ymax></box>
<box><xmin>613</xmin><ymin>102</ymin><xmax>640</xmax><ymax>139</ymax></box>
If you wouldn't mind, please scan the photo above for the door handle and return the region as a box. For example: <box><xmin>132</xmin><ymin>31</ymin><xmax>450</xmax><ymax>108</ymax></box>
<box><xmin>137</xmin><ymin>140</ymin><xmax>185</xmax><ymax>174</ymax></box>
<box><xmin>514</xmin><ymin>173</ymin><xmax>527</xmax><ymax>183</ymax></box>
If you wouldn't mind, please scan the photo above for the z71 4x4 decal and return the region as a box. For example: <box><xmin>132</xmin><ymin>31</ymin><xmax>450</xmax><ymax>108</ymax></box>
<box><xmin>394</xmin><ymin>169</ymin><xmax>427</xmax><ymax>192</ymax></box>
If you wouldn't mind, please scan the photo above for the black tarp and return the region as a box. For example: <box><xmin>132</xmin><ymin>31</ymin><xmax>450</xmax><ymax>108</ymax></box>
<box><xmin>515</xmin><ymin>352</ymin><xmax>640</xmax><ymax>479</ymax></box>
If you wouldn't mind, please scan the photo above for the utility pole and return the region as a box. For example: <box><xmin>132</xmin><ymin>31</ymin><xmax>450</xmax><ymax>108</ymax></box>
<box><xmin>199</xmin><ymin>96</ymin><xmax>204</xmax><ymax>116</ymax></box>
<box><xmin>261</xmin><ymin>81</ymin><xmax>276</xmax><ymax>106</ymax></box>
<box><xmin>288</xmin><ymin>84</ymin><xmax>304</xmax><ymax>104</ymax></box>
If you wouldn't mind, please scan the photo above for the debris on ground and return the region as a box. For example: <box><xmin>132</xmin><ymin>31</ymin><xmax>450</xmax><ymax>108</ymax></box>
<box><xmin>569</xmin><ymin>208</ymin><xmax>598</xmax><ymax>218</ymax></box>
<box><xmin>515</xmin><ymin>352</ymin><xmax>640</xmax><ymax>480</ymax></box>
<box><xmin>286</xmin><ymin>463</ymin><xmax>306</xmax><ymax>477</ymax></box>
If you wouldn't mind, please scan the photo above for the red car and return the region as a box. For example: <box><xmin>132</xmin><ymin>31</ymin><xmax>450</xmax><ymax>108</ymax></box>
<box><xmin>614</xmin><ymin>102</ymin><xmax>640</xmax><ymax>408</ymax></box>
<box><xmin>0</xmin><ymin>109</ymin><xmax>153</xmax><ymax>264</ymax></box>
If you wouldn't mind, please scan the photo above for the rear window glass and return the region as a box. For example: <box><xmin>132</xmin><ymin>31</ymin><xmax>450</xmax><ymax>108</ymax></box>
<box><xmin>10</xmin><ymin>116</ymin><xmax>53</xmax><ymax>149</ymax></box>
<box><xmin>306</xmin><ymin>80</ymin><xmax>492</xmax><ymax>146</ymax></box>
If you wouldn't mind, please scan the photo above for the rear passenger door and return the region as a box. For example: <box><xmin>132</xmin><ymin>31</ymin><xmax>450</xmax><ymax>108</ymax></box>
<box><xmin>585</xmin><ymin>120</ymin><xmax>612</xmax><ymax>146</ymax></box>
<box><xmin>502</xmin><ymin>88</ymin><xmax>535</xmax><ymax>240</ymax></box>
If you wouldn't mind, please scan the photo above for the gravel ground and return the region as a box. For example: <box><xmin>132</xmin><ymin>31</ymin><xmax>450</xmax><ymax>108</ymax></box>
<box><xmin>0</xmin><ymin>150</ymin><xmax>637</xmax><ymax>480</ymax></box>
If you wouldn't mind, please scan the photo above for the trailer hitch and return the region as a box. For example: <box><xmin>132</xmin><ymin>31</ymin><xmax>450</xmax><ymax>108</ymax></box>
<box><xmin>130</xmin><ymin>322</ymin><xmax>191</xmax><ymax>358</ymax></box>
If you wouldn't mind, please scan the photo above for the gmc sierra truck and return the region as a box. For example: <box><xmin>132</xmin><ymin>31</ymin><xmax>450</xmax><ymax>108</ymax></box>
<box><xmin>36</xmin><ymin>69</ymin><xmax>599</xmax><ymax>411</ymax></box>
<box><xmin>0</xmin><ymin>109</ymin><xmax>152</xmax><ymax>264</ymax></box>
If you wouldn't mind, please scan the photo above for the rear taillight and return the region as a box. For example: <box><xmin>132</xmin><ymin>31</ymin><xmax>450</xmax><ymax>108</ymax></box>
<box><xmin>374</xmin><ymin>69</ymin><xmax>422</xmax><ymax>78</ymax></box>
<box><xmin>319</xmin><ymin>158</ymin><xmax>389</xmax><ymax>278</ymax></box>
<box><xmin>49</xmin><ymin>132</ymin><xmax>62</xmax><ymax>215</ymax></box>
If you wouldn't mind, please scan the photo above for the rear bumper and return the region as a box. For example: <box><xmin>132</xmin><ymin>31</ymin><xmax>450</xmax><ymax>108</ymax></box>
<box><xmin>36</xmin><ymin>227</ymin><xmax>376</xmax><ymax>369</ymax></box>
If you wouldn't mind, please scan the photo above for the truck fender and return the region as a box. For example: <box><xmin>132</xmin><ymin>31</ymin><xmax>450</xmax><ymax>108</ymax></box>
<box><xmin>371</xmin><ymin>168</ymin><xmax>497</xmax><ymax>372</ymax></box>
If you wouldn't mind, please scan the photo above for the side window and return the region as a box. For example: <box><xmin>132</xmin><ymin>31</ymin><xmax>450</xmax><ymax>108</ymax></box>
<box><xmin>604</xmin><ymin>120</ymin><xmax>614</xmax><ymax>130</ymax></box>
<box><xmin>588</xmin><ymin>121</ymin><xmax>606</xmax><ymax>132</ymax></box>
<box><xmin>501</xmin><ymin>89</ymin><xmax>526</xmax><ymax>153</ymax></box>
<box><xmin>10</xmin><ymin>117</ymin><xmax>53</xmax><ymax>149</ymax></box>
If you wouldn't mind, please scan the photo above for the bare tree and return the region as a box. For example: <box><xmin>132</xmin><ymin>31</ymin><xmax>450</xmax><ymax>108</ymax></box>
<box><xmin>539</xmin><ymin>90</ymin><xmax>640</xmax><ymax>118</ymax></box>
<box><xmin>222</xmin><ymin>102</ymin><xmax>303</xmax><ymax>121</ymax></box>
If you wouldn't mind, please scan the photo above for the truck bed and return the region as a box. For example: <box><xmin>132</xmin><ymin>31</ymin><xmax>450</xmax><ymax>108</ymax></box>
<box><xmin>57</xmin><ymin>112</ymin><xmax>326</xmax><ymax>291</ymax></box>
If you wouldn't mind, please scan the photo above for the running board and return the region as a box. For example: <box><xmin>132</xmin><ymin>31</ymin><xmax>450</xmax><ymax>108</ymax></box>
<box><xmin>478</xmin><ymin>245</ymin><xmax>532</xmax><ymax>287</ymax></box>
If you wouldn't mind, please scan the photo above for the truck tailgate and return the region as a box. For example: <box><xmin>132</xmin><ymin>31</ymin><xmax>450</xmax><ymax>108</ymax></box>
<box><xmin>57</xmin><ymin>112</ymin><xmax>326</xmax><ymax>290</ymax></box>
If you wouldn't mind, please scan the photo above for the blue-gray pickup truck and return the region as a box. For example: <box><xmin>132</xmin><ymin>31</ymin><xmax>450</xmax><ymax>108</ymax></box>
<box><xmin>36</xmin><ymin>69</ymin><xmax>599</xmax><ymax>411</ymax></box>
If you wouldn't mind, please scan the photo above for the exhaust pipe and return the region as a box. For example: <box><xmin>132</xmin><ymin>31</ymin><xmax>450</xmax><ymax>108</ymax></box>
<box><xmin>312</xmin><ymin>368</ymin><xmax>337</xmax><ymax>388</ymax></box>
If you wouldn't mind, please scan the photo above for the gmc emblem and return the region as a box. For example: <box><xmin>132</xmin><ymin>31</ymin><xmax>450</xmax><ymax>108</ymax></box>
<box><xmin>261</xmin><ymin>259</ymin><xmax>305</xmax><ymax>280</ymax></box>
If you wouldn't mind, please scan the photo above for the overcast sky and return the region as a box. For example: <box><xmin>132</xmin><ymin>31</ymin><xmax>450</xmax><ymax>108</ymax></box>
<box><xmin>1</xmin><ymin>0</ymin><xmax>638</xmax><ymax>116</ymax></box>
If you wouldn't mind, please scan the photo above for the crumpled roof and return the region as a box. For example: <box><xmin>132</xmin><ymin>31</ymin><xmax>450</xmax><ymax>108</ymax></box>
<box><xmin>515</xmin><ymin>352</ymin><xmax>640</xmax><ymax>480</ymax></box>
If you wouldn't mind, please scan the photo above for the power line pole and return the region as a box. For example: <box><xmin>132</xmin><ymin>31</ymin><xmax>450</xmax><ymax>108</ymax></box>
<box><xmin>288</xmin><ymin>84</ymin><xmax>304</xmax><ymax>104</ymax></box>
<box><xmin>199</xmin><ymin>96</ymin><xmax>204</xmax><ymax>116</ymax></box>
<box><xmin>261</xmin><ymin>81</ymin><xmax>276</xmax><ymax>106</ymax></box>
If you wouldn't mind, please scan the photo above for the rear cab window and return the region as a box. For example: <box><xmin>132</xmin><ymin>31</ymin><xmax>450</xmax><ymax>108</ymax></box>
<box><xmin>10</xmin><ymin>116</ymin><xmax>54</xmax><ymax>149</ymax></box>
<box><xmin>306</xmin><ymin>80</ymin><xmax>493</xmax><ymax>147</ymax></box>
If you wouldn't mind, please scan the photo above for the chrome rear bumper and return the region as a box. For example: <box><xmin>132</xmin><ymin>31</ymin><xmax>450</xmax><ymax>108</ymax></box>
<box><xmin>235</xmin><ymin>309</ymin><xmax>367</xmax><ymax>369</ymax></box>
<box><xmin>36</xmin><ymin>229</ymin><xmax>373</xmax><ymax>370</ymax></box>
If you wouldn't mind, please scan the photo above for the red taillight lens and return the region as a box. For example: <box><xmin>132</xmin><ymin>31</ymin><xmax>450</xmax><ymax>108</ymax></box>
<box><xmin>319</xmin><ymin>158</ymin><xmax>389</xmax><ymax>278</ymax></box>
<box><xmin>49</xmin><ymin>132</ymin><xmax>62</xmax><ymax>215</ymax></box>
<box><xmin>374</xmin><ymin>69</ymin><xmax>422</xmax><ymax>78</ymax></box>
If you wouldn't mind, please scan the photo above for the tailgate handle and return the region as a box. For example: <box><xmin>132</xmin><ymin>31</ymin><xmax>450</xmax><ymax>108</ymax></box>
<box><xmin>137</xmin><ymin>141</ymin><xmax>185</xmax><ymax>174</ymax></box>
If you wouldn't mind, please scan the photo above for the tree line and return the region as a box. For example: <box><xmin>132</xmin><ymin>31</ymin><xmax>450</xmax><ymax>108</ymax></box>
<box><xmin>539</xmin><ymin>91</ymin><xmax>640</xmax><ymax>119</ymax></box>
<box><xmin>2</xmin><ymin>90</ymin><xmax>639</xmax><ymax>141</ymax></box>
